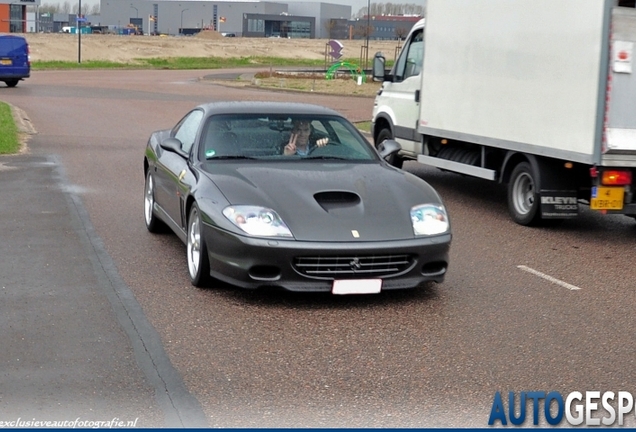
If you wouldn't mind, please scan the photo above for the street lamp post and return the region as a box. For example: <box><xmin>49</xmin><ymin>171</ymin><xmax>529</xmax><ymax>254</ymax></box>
<box><xmin>365</xmin><ymin>0</ymin><xmax>370</xmax><ymax>70</ymax></box>
<box><xmin>129</xmin><ymin>5</ymin><xmax>139</xmax><ymax>33</ymax></box>
<box><xmin>180</xmin><ymin>8</ymin><xmax>189</xmax><ymax>35</ymax></box>
<box><xmin>77</xmin><ymin>0</ymin><xmax>82</xmax><ymax>63</ymax></box>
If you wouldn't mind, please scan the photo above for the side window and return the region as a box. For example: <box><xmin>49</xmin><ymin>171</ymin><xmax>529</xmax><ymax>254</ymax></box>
<box><xmin>327</xmin><ymin>120</ymin><xmax>352</xmax><ymax>146</ymax></box>
<box><xmin>393</xmin><ymin>29</ymin><xmax>424</xmax><ymax>82</ymax></box>
<box><xmin>173</xmin><ymin>110</ymin><xmax>204</xmax><ymax>154</ymax></box>
<box><xmin>311</xmin><ymin>121</ymin><xmax>328</xmax><ymax>136</ymax></box>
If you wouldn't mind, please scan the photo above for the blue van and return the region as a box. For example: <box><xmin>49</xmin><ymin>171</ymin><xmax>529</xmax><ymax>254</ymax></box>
<box><xmin>0</xmin><ymin>35</ymin><xmax>30</xmax><ymax>88</ymax></box>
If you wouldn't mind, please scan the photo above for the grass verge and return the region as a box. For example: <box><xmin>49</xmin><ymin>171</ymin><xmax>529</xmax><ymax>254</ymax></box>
<box><xmin>32</xmin><ymin>56</ymin><xmax>389</xmax><ymax>71</ymax></box>
<box><xmin>0</xmin><ymin>102</ymin><xmax>20</xmax><ymax>154</ymax></box>
<box><xmin>240</xmin><ymin>72</ymin><xmax>381</xmax><ymax>97</ymax></box>
<box><xmin>354</xmin><ymin>121</ymin><xmax>372</xmax><ymax>133</ymax></box>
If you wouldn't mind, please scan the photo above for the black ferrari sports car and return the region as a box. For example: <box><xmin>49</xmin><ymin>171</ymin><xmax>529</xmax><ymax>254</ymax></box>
<box><xmin>143</xmin><ymin>101</ymin><xmax>451</xmax><ymax>294</ymax></box>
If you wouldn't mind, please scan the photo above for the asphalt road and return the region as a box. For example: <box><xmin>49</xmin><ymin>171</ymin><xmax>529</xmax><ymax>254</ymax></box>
<box><xmin>1</xmin><ymin>69</ymin><xmax>635</xmax><ymax>428</ymax></box>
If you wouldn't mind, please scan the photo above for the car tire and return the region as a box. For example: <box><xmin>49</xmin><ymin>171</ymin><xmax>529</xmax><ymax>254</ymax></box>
<box><xmin>508</xmin><ymin>162</ymin><xmax>542</xmax><ymax>226</ymax></box>
<box><xmin>376</xmin><ymin>128</ymin><xmax>403</xmax><ymax>169</ymax></box>
<box><xmin>144</xmin><ymin>170</ymin><xmax>165</xmax><ymax>233</ymax></box>
<box><xmin>187</xmin><ymin>203</ymin><xmax>212</xmax><ymax>288</ymax></box>
<box><xmin>5</xmin><ymin>80</ymin><xmax>18</xmax><ymax>88</ymax></box>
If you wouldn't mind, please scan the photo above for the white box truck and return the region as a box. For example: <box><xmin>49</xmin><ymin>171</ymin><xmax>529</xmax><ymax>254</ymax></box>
<box><xmin>371</xmin><ymin>0</ymin><xmax>636</xmax><ymax>225</ymax></box>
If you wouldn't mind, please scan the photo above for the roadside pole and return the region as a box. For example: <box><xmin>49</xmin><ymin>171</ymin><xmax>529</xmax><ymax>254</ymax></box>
<box><xmin>77</xmin><ymin>0</ymin><xmax>82</xmax><ymax>63</ymax></box>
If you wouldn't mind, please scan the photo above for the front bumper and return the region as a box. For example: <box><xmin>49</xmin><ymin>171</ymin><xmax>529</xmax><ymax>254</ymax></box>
<box><xmin>203</xmin><ymin>223</ymin><xmax>451</xmax><ymax>292</ymax></box>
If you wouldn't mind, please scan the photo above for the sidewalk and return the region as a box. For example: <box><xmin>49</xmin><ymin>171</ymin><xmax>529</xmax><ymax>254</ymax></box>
<box><xmin>0</xmin><ymin>154</ymin><xmax>207</xmax><ymax>427</ymax></box>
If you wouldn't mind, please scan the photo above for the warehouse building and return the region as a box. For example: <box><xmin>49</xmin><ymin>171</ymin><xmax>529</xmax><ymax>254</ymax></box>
<box><xmin>99</xmin><ymin>0</ymin><xmax>350</xmax><ymax>38</ymax></box>
<box><xmin>0</xmin><ymin>0</ymin><xmax>41</xmax><ymax>33</ymax></box>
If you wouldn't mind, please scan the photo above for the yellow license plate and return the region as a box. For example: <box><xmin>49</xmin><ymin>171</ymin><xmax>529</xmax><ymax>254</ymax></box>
<box><xmin>0</xmin><ymin>59</ymin><xmax>12</xmax><ymax>66</ymax></box>
<box><xmin>590</xmin><ymin>187</ymin><xmax>624</xmax><ymax>210</ymax></box>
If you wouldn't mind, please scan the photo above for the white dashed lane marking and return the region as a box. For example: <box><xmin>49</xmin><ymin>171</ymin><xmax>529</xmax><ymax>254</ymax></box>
<box><xmin>517</xmin><ymin>265</ymin><xmax>582</xmax><ymax>291</ymax></box>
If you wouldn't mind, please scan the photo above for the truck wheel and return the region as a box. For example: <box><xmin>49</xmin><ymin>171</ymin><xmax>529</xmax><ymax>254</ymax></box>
<box><xmin>5</xmin><ymin>80</ymin><xmax>18</xmax><ymax>88</ymax></box>
<box><xmin>376</xmin><ymin>128</ymin><xmax>403</xmax><ymax>169</ymax></box>
<box><xmin>508</xmin><ymin>162</ymin><xmax>541</xmax><ymax>226</ymax></box>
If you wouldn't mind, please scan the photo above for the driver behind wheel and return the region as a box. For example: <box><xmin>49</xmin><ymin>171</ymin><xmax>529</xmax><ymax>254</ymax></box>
<box><xmin>282</xmin><ymin>120</ymin><xmax>329</xmax><ymax>156</ymax></box>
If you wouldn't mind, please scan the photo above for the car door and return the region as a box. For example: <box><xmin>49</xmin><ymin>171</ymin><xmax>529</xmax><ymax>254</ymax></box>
<box><xmin>154</xmin><ymin>109</ymin><xmax>203</xmax><ymax>230</ymax></box>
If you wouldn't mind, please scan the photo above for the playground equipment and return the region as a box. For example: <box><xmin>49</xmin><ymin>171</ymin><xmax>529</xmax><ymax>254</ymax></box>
<box><xmin>325</xmin><ymin>61</ymin><xmax>366</xmax><ymax>84</ymax></box>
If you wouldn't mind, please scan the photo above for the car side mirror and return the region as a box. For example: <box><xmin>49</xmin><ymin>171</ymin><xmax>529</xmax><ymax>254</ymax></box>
<box><xmin>372</xmin><ymin>52</ymin><xmax>387</xmax><ymax>82</ymax></box>
<box><xmin>377</xmin><ymin>139</ymin><xmax>401</xmax><ymax>160</ymax></box>
<box><xmin>160</xmin><ymin>138</ymin><xmax>187</xmax><ymax>157</ymax></box>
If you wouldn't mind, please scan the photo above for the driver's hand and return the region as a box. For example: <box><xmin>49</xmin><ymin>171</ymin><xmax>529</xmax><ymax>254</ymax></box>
<box><xmin>316</xmin><ymin>137</ymin><xmax>329</xmax><ymax>147</ymax></box>
<box><xmin>284</xmin><ymin>133</ymin><xmax>298</xmax><ymax>155</ymax></box>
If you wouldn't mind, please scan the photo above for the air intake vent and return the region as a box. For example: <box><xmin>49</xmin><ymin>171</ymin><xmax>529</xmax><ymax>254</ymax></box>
<box><xmin>314</xmin><ymin>191</ymin><xmax>360</xmax><ymax>212</ymax></box>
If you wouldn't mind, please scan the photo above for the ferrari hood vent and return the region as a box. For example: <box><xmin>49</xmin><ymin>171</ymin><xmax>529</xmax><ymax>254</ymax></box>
<box><xmin>314</xmin><ymin>191</ymin><xmax>361</xmax><ymax>212</ymax></box>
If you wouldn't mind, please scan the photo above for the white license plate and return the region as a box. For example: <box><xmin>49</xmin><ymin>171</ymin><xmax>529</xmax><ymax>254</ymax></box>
<box><xmin>332</xmin><ymin>279</ymin><xmax>382</xmax><ymax>295</ymax></box>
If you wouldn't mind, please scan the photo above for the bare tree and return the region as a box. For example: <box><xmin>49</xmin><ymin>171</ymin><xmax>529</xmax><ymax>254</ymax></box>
<box><xmin>89</xmin><ymin>3</ymin><xmax>100</xmax><ymax>15</ymax></box>
<box><xmin>71</xmin><ymin>2</ymin><xmax>89</xmax><ymax>14</ymax></box>
<box><xmin>324</xmin><ymin>19</ymin><xmax>337</xmax><ymax>39</ymax></box>
<box><xmin>354</xmin><ymin>23</ymin><xmax>373</xmax><ymax>40</ymax></box>
<box><xmin>61</xmin><ymin>1</ymin><xmax>71</xmax><ymax>14</ymax></box>
<box><xmin>355</xmin><ymin>2</ymin><xmax>425</xmax><ymax>18</ymax></box>
<box><xmin>37</xmin><ymin>3</ymin><xmax>61</xmax><ymax>13</ymax></box>
<box><xmin>395</xmin><ymin>26</ymin><xmax>409</xmax><ymax>40</ymax></box>
<box><xmin>386</xmin><ymin>3</ymin><xmax>400</xmax><ymax>16</ymax></box>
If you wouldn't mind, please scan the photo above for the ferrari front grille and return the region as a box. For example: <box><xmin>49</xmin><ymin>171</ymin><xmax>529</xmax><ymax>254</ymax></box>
<box><xmin>293</xmin><ymin>254</ymin><xmax>414</xmax><ymax>279</ymax></box>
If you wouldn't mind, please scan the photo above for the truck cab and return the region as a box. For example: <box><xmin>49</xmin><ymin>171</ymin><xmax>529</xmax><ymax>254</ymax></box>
<box><xmin>371</xmin><ymin>18</ymin><xmax>425</xmax><ymax>167</ymax></box>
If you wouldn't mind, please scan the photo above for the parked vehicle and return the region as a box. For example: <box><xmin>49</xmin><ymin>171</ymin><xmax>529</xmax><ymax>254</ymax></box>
<box><xmin>372</xmin><ymin>0</ymin><xmax>636</xmax><ymax>226</ymax></box>
<box><xmin>0</xmin><ymin>35</ymin><xmax>30</xmax><ymax>88</ymax></box>
<box><xmin>143</xmin><ymin>101</ymin><xmax>451</xmax><ymax>293</ymax></box>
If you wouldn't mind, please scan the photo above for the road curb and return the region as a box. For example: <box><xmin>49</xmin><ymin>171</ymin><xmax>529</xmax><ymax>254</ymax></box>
<box><xmin>9</xmin><ymin>103</ymin><xmax>36</xmax><ymax>154</ymax></box>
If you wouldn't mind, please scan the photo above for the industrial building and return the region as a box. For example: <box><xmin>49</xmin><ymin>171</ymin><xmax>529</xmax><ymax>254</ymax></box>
<box><xmin>0</xmin><ymin>0</ymin><xmax>41</xmax><ymax>33</ymax></box>
<box><xmin>3</xmin><ymin>0</ymin><xmax>421</xmax><ymax>41</ymax></box>
<box><xmin>99</xmin><ymin>0</ymin><xmax>350</xmax><ymax>38</ymax></box>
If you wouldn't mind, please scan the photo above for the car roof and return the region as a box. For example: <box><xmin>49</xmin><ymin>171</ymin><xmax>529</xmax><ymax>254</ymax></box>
<box><xmin>197</xmin><ymin>101</ymin><xmax>343</xmax><ymax>118</ymax></box>
<box><xmin>0</xmin><ymin>35</ymin><xmax>27</xmax><ymax>42</ymax></box>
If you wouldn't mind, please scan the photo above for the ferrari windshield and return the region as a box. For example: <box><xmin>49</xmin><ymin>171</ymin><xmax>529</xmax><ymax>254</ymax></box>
<box><xmin>199</xmin><ymin>114</ymin><xmax>378</xmax><ymax>162</ymax></box>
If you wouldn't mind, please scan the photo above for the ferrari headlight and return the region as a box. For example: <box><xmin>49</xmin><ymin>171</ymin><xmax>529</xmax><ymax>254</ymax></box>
<box><xmin>223</xmin><ymin>206</ymin><xmax>293</xmax><ymax>238</ymax></box>
<box><xmin>411</xmin><ymin>204</ymin><xmax>449</xmax><ymax>236</ymax></box>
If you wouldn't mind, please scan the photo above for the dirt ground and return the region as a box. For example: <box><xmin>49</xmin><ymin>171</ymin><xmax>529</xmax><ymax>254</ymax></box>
<box><xmin>23</xmin><ymin>31</ymin><xmax>402</xmax><ymax>64</ymax></box>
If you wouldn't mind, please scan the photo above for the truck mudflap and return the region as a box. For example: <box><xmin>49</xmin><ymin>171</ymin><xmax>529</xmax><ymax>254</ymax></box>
<box><xmin>540</xmin><ymin>190</ymin><xmax>579</xmax><ymax>218</ymax></box>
